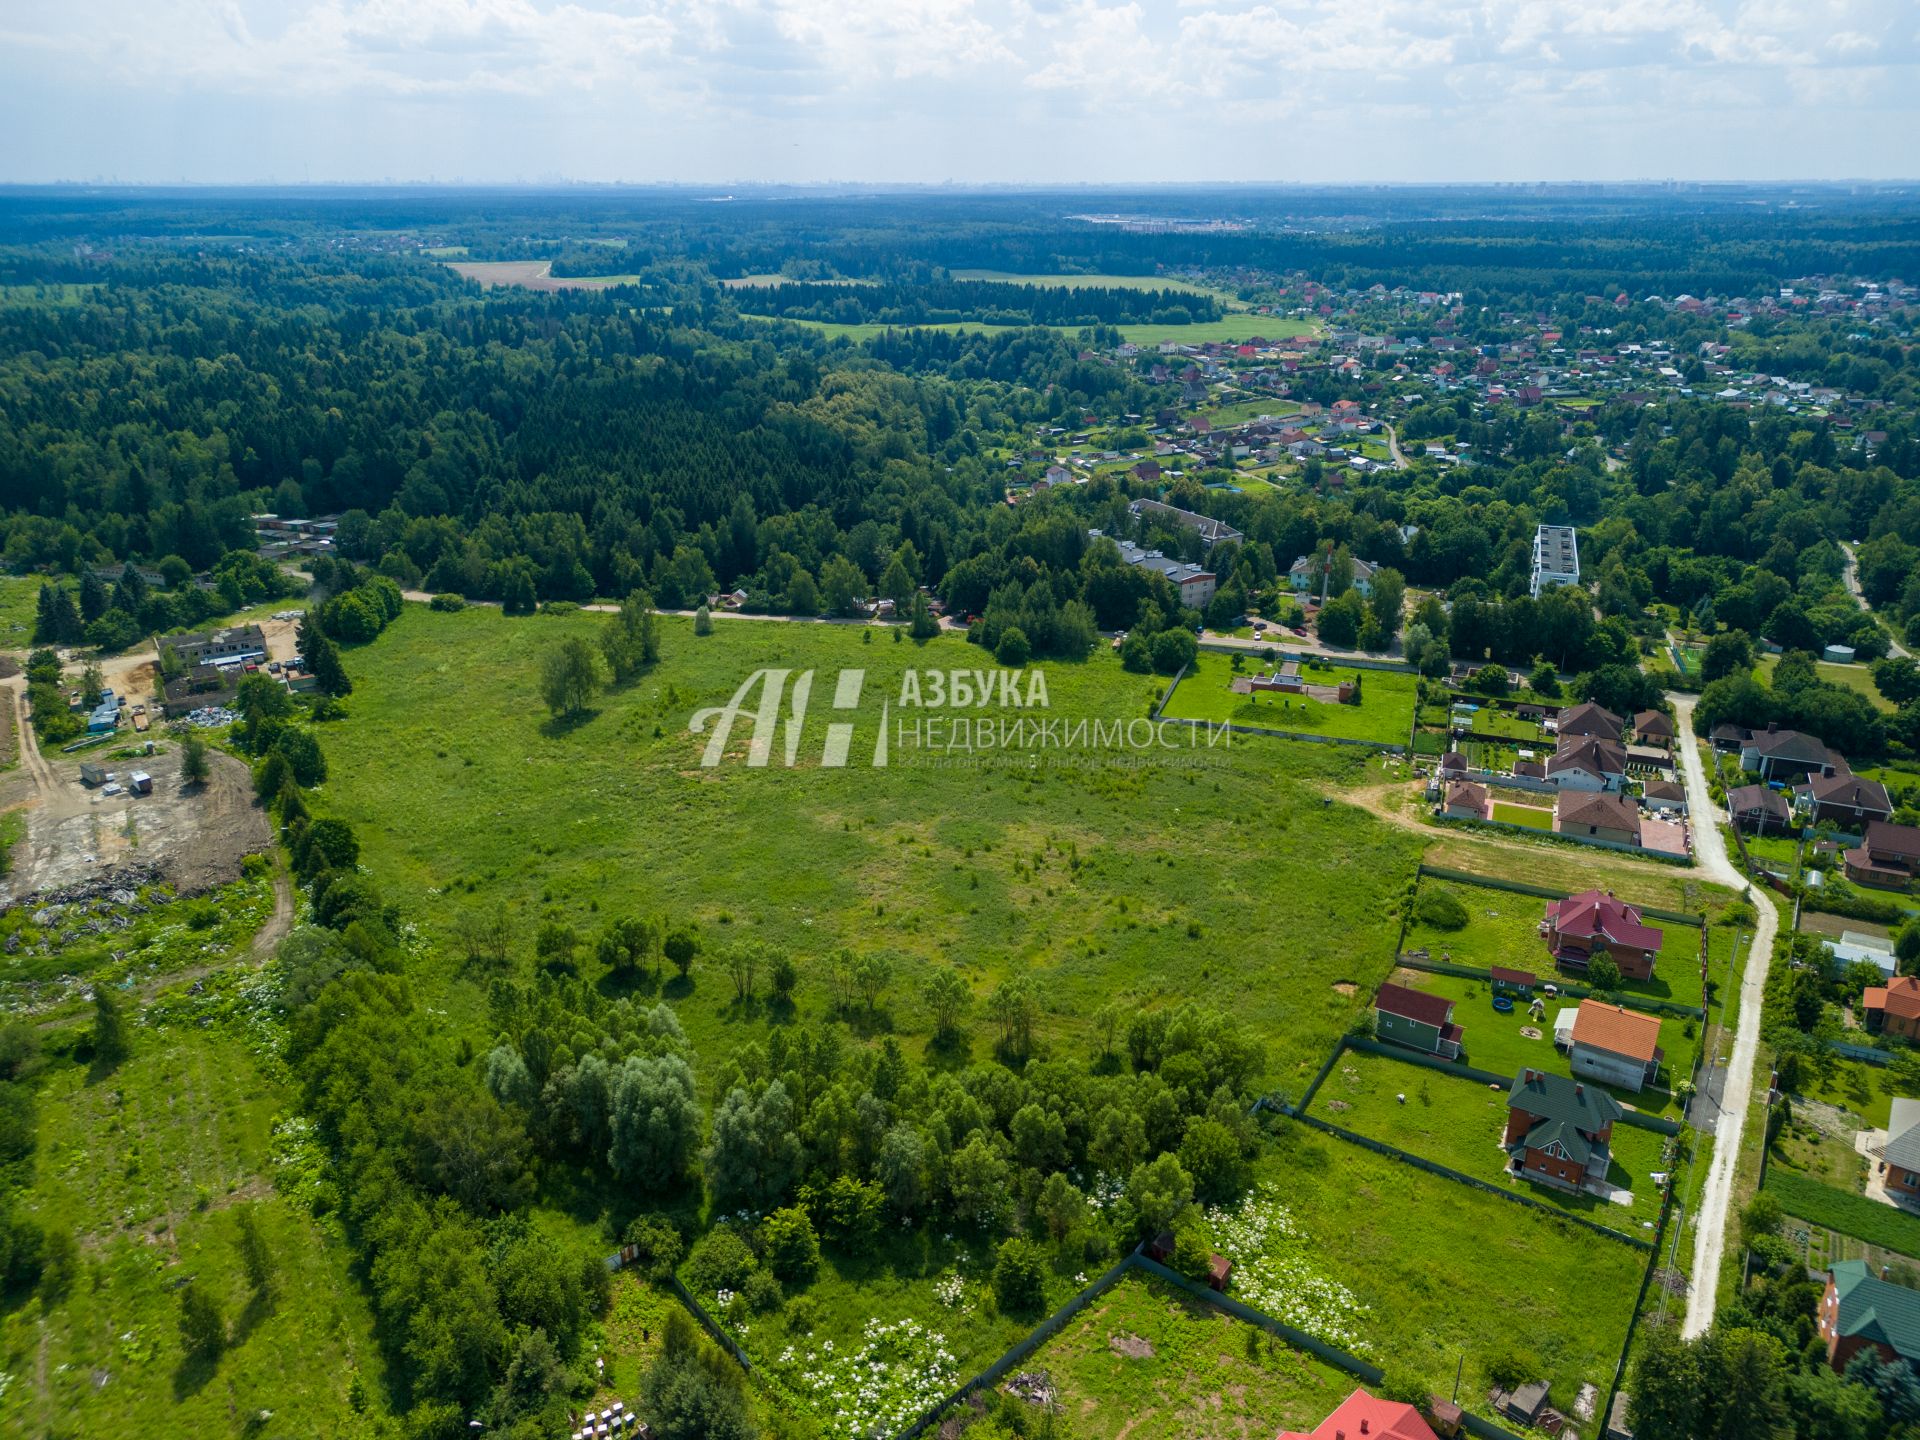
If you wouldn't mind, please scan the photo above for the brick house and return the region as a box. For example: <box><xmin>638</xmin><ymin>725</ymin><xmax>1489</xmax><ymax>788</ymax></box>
<box><xmin>1632</xmin><ymin>709</ymin><xmax>1674</xmax><ymax>747</ymax></box>
<box><xmin>1276</xmin><ymin>1388</ymin><xmax>1440</xmax><ymax>1440</ymax></box>
<box><xmin>1797</xmin><ymin>773</ymin><xmax>1893</xmax><ymax>828</ymax></box>
<box><xmin>1553</xmin><ymin>792</ymin><xmax>1642</xmax><ymax>847</ymax></box>
<box><xmin>1505</xmin><ymin>1068</ymin><xmax>1624</xmax><ymax>1194</ymax></box>
<box><xmin>1845</xmin><ymin>821</ymin><xmax>1920</xmax><ymax>890</ymax></box>
<box><xmin>1568</xmin><ymin>1003</ymin><xmax>1664</xmax><ymax>1094</ymax></box>
<box><xmin>1546</xmin><ymin>734</ymin><xmax>1628</xmax><ymax>791</ymax></box>
<box><xmin>1820</xmin><ymin>1260</ymin><xmax>1920</xmax><ymax>1373</ymax></box>
<box><xmin>1542</xmin><ymin>890</ymin><xmax>1662</xmax><ymax>980</ymax></box>
<box><xmin>1863</xmin><ymin>975</ymin><xmax>1920</xmax><ymax>1040</ymax></box>
<box><xmin>1374</xmin><ymin>983</ymin><xmax>1463</xmax><ymax>1059</ymax></box>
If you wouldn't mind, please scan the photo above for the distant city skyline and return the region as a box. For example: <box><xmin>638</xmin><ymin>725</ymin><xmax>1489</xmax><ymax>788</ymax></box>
<box><xmin>3</xmin><ymin>0</ymin><xmax>1917</xmax><ymax>186</ymax></box>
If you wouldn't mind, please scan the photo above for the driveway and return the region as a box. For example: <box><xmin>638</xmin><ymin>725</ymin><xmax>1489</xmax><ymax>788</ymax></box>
<box><xmin>1673</xmin><ymin>693</ymin><xmax>1781</xmax><ymax>1338</ymax></box>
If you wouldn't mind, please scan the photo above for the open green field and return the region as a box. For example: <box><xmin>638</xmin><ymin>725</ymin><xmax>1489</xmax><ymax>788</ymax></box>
<box><xmin>1491</xmin><ymin>801</ymin><xmax>1552</xmax><ymax>829</ymax></box>
<box><xmin>319</xmin><ymin>607</ymin><xmax>1421</xmax><ymax>1095</ymax></box>
<box><xmin>1202</xmin><ymin>396</ymin><xmax>1303</xmax><ymax>426</ymax></box>
<box><xmin>1159</xmin><ymin>652</ymin><xmax>1416</xmax><ymax>746</ymax></box>
<box><xmin>1254</xmin><ymin>1122</ymin><xmax>1644</xmax><ymax>1406</ymax></box>
<box><xmin>1458</xmin><ymin>706</ymin><xmax>1546</xmax><ymax>743</ymax></box>
<box><xmin>1757</xmin><ymin>653</ymin><xmax>1894</xmax><ymax>711</ymax></box>
<box><xmin>1799</xmin><ymin>1054</ymin><xmax>1903</xmax><ymax>1129</ymax></box>
<box><xmin>1765</xmin><ymin>1170</ymin><xmax>1920</xmax><ymax>1261</ymax></box>
<box><xmin>0</xmin><ymin>283</ymin><xmax>99</xmax><ymax>307</ymax></box>
<box><xmin>0</xmin><ymin>1000</ymin><xmax>384</xmax><ymax>1436</ymax></box>
<box><xmin>1018</xmin><ymin>1271</ymin><xmax>1354</xmax><ymax>1440</ymax></box>
<box><xmin>1312</xmin><ymin>1049</ymin><xmax>1668</xmax><ymax>1226</ymax></box>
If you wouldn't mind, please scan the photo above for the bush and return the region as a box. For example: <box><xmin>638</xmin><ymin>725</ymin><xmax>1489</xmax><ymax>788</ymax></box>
<box><xmin>684</xmin><ymin>1227</ymin><xmax>757</xmax><ymax>1297</ymax></box>
<box><xmin>1412</xmin><ymin>885</ymin><xmax>1469</xmax><ymax>931</ymax></box>
<box><xmin>428</xmin><ymin>593</ymin><xmax>466</xmax><ymax>612</ymax></box>
<box><xmin>991</xmin><ymin>1237</ymin><xmax>1047</xmax><ymax>1315</ymax></box>
<box><xmin>742</xmin><ymin>1268</ymin><xmax>785</xmax><ymax>1313</ymax></box>
<box><xmin>761</xmin><ymin>1206</ymin><xmax>819</xmax><ymax>1282</ymax></box>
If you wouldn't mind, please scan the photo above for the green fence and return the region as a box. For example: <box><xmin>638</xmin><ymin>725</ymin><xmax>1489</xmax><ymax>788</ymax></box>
<box><xmin>1393</xmin><ymin>956</ymin><xmax>1705</xmax><ymax>1022</ymax></box>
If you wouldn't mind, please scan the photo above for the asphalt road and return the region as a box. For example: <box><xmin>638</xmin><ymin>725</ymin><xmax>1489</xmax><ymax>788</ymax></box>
<box><xmin>1672</xmin><ymin>693</ymin><xmax>1780</xmax><ymax>1338</ymax></box>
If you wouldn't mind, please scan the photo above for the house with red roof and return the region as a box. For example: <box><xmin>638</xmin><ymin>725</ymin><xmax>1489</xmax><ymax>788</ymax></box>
<box><xmin>1864</xmin><ymin>975</ymin><xmax>1920</xmax><ymax>1041</ymax></box>
<box><xmin>1542</xmin><ymin>889</ymin><xmax>1662</xmax><ymax>980</ymax></box>
<box><xmin>1276</xmin><ymin>1388</ymin><xmax>1440</xmax><ymax>1440</ymax></box>
<box><xmin>1373</xmin><ymin>982</ymin><xmax>1463</xmax><ymax>1059</ymax></box>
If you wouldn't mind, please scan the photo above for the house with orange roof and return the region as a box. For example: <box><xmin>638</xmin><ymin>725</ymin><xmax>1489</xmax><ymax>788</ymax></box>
<box><xmin>1276</xmin><ymin>1387</ymin><xmax>1440</xmax><ymax>1440</ymax></box>
<box><xmin>1864</xmin><ymin>975</ymin><xmax>1920</xmax><ymax>1042</ymax></box>
<box><xmin>1569</xmin><ymin>1002</ymin><xmax>1665</xmax><ymax>1093</ymax></box>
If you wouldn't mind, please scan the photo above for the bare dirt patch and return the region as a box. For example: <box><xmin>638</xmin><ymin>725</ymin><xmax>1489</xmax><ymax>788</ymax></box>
<box><xmin>1108</xmin><ymin>1332</ymin><xmax>1155</xmax><ymax>1359</ymax></box>
<box><xmin>0</xmin><ymin>746</ymin><xmax>269</xmax><ymax>906</ymax></box>
<box><xmin>1330</xmin><ymin>980</ymin><xmax>1356</xmax><ymax>996</ymax></box>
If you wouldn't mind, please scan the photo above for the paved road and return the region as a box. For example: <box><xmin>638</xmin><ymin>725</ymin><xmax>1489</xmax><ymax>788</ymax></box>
<box><xmin>1839</xmin><ymin>541</ymin><xmax>1908</xmax><ymax>658</ymax></box>
<box><xmin>1672</xmin><ymin>693</ymin><xmax>1779</xmax><ymax>1338</ymax></box>
<box><xmin>1383</xmin><ymin>423</ymin><xmax>1407</xmax><ymax>469</ymax></box>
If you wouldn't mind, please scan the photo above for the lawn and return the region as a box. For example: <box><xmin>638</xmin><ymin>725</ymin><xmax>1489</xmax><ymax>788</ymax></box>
<box><xmin>1800</xmin><ymin>1054</ymin><xmax>1903</xmax><ymax>1129</ymax></box>
<box><xmin>0</xmin><ymin>572</ymin><xmax>42</xmax><ymax>649</ymax></box>
<box><xmin>318</xmin><ymin>608</ymin><xmax>1422</xmax><ymax>1096</ymax></box>
<box><xmin>1400</xmin><ymin>877</ymin><xmax>1727</xmax><ymax>1015</ymax></box>
<box><xmin>1254</xmin><ymin>1122</ymin><xmax>1645</xmax><ymax>1408</ymax></box>
<box><xmin>1757</xmin><ymin>654</ymin><xmax>1894</xmax><ymax>712</ymax></box>
<box><xmin>1765</xmin><ymin>1171</ymin><xmax>1920</xmax><ymax>1261</ymax></box>
<box><xmin>0</xmin><ymin>996</ymin><xmax>385</xmax><ymax>1437</ymax></box>
<box><xmin>1019</xmin><ymin>1271</ymin><xmax>1355</xmax><ymax>1440</ymax></box>
<box><xmin>1457</xmin><ymin>708</ymin><xmax>1547</xmax><ymax>744</ymax></box>
<box><xmin>1158</xmin><ymin>651</ymin><xmax>1417</xmax><ymax>746</ymax></box>
<box><xmin>1311</xmin><ymin>1049</ymin><xmax>1670</xmax><ymax>1227</ymax></box>
<box><xmin>1491</xmin><ymin>801</ymin><xmax>1552</xmax><ymax>830</ymax></box>
<box><xmin>1203</xmin><ymin>396</ymin><xmax>1303</xmax><ymax>426</ymax></box>
<box><xmin>1389</xmin><ymin>967</ymin><xmax>1703</xmax><ymax>1122</ymax></box>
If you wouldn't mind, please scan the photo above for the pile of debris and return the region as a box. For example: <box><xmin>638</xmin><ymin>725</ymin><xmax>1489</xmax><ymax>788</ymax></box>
<box><xmin>182</xmin><ymin>706</ymin><xmax>239</xmax><ymax>728</ymax></box>
<box><xmin>1002</xmin><ymin>1372</ymin><xmax>1058</xmax><ymax>1410</ymax></box>
<box><xmin>4</xmin><ymin>862</ymin><xmax>172</xmax><ymax>951</ymax></box>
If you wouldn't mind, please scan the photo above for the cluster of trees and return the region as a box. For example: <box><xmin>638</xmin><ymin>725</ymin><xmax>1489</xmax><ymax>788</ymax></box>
<box><xmin>727</xmin><ymin>278</ymin><xmax>1223</xmax><ymax>327</ymax></box>
<box><xmin>539</xmin><ymin>592</ymin><xmax>662</xmax><ymax>718</ymax></box>
<box><xmin>32</xmin><ymin>551</ymin><xmax>298</xmax><ymax>653</ymax></box>
<box><xmin>1696</xmin><ymin>650</ymin><xmax>1889</xmax><ymax>761</ymax></box>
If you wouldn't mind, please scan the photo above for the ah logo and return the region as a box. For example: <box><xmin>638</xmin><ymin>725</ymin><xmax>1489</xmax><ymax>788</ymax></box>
<box><xmin>690</xmin><ymin>668</ymin><xmax>888</xmax><ymax>768</ymax></box>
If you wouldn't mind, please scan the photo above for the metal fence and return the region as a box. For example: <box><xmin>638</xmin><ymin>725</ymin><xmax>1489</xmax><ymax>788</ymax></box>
<box><xmin>1392</xmin><ymin>955</ymin><xmax>1705</xmax><ymax>1021</ymax></box>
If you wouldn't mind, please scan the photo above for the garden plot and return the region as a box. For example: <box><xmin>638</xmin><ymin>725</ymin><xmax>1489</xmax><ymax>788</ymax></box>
<box><xmin>1020</xmin><ymin>1270</ymin><xmax>1353</xmax><ymax>1440</ymax></box>
<box><xmin>1159</xmin><ymin>651</ymin><xmax>1417</xmax><ymax>746</ymax></box>
<box><xmin>1255</xmin><ymin>1123</ymin><xmax>1644</xmax><ymax>1409</ymax></box>
<box><xmin>1312</xmin><ymin>1049</ymin><xmax>1670</xmax><ymax>1227</ymax></box>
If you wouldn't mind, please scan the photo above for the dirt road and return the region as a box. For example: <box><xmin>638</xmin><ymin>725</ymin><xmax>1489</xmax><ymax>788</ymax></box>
<box><xmin>1839</xmin><ymin>541</ymin><xmax>1908</xmax><ymax>659</ymax></box>
<box><xmin>1672</xmin><ymin>693</ymin><xmax>1778</xmax><ymax>1337</ymax></box>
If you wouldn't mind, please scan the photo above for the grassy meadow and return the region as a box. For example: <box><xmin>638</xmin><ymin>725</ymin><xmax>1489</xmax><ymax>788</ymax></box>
<box><xmin>318</xmin><ymin>606</ymin><xmax>1423</xmax><ymax>1096</ymax></box>
<box><xmin>1254</xmin><ymin>1122</ymin><xmax>1644</xmax><ymax>1407</ymax></box>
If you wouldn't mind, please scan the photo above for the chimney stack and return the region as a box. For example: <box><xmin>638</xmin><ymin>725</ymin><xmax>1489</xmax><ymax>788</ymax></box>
<box><xmin>1575</xmin><ymin>1083</ymin><xmax>1584</xmax><ymax>1097</ymax></box>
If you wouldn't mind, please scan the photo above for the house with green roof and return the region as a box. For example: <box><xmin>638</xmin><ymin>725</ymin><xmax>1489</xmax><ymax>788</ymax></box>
<box><xmin>1821</xmin><ymin>1260</ymin><xmax>1920</xmax><ymax>1373</ymax></box>
<box><xmin>1503</xmin><ymin>1067</ymin><xmax>1625</xmax><ymax>1196</ymax></box>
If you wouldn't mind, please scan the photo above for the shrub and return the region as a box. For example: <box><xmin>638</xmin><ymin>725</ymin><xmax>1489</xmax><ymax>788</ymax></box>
<box><xmin>429</xmin><ymin>593</ymin><xmax>466</xmax><ymax>612</ymax></box>
<box><xmin>990</xmin><ymin>1237</ymin><xmax>1046</xmax><ymax>1315</ymax></box>
<box><xmin>685</xmin><ymin>1227</ymin><xmax>757</xmax><ymax>1296</ymax></box>
<box><xmin>1412</xmin><ymin>885</ymin><xmax>1469</xmax><ymax>931</ymax></box>
<box><xmin>742</xmin><ymin>1268</ymin><xmax>785</xmax><ymax>1313</ymax></box>
<box><xmin>761</xmin><ymin>1206</ymin><xmax>820</xmax><ymax>1282</ymax></box>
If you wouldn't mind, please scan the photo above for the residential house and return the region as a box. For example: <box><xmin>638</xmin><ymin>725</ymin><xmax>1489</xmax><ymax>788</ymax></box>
<box><xmin>1552</xmin><ymin>791</ymin><xmax>1643</xmax><ymax>848</ymax></box>
<box><xmin>1727</xmin><ymin>784</ymin><xmax>1792</xmax><ymax>833</ymax></box>
<box><xmin>1735</xmin><ymin>723</ymin><xmax>1846</xmax><ymax>782</ymax></box>
<box><xmin>1569</xmin><ymin>1003</ymin><xmax>1664</xmax><ymax>1093</ymax></box>
<box><xmin>1877</xmin><ymin>1098</ymin><xmax>1920</xmax><ymax>1203</ymax></box>
<box><xmin>1287</xmin><ymin>552</ymin><xmax>1376</xmax><ymax>599</ymax></box>
<box><xmin>1633</xmin><ymin>710</ymin><xmax>1674</xmax><ymax>747</ymax></box>
<box><xmin>1797</xmin><ymin>773</ymin><xmax>1893</xmax><ymax>829</ymax></box>
<box><xmin>1276</xmin><ymin>1389</ymin><xmax>1440</xmax><ymax>1440</ymax></box>
<box><xmin>160</xmin><ymin>623</ymin><xmax>268</xmax><ymax>668</ymax></box>
<box><xmin>1504</xmin><ymin>1068</ymin><xmax>1624</xmax><ymax>1194</ymax></box>
<box><xmin>1542</xmin><ymin>889</ymin><xmax>1663</xmax><ymax>980</ymax></box>
<box><xmin>1640</xmin><ymin>779</ymin><xmax>1687</xmax><ymax>813</ymax></box>
<box><xmin>1546</xmin><ymin>734</ymin><xmax>1628</xmax><ymax>791</ymax></box>
<box><xmin>1373</xmin><ymin>983</ymin><xmax>1463</xmax><ymax>1059</ymax></box>
<box><xmin>1820</xmin><ymin>1260</ymin><xmax>1920</xmax><ymax>1373</ymax></box>
<box><xmin>1845</xmin><ymin>821</ymin><xmax>1920</xmax><ymax>890</ymax></box>
<box><xmin>1442</xmin><ymin>781</ymin><xmax>1488</xmax><ymax>819</ymax></box>
<box><xmin>1864</xmin><ymin>975</ymin><xmax>1920</xmax><ymax>1040</ymax></box>
<box><xmin>1556</xmin><ymin>702</ymin><xmax>1624</xmax><ymax>743</ymax></box>
<box><xmin>1127</xmin><ymin>498</ymin><xmax>1244</xmax><ymax>547</ymax></box>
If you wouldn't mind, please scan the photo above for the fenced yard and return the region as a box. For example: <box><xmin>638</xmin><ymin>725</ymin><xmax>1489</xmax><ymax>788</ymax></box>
<box><xmin>1491</xmin><ymin>800</ymin><xmax>1553</xmax><ymax>829</ymax></box>
<box><xmin>1161</xmin><ymin>652</ymin><xmax>1417</xmax><ymax>745</ymax></box>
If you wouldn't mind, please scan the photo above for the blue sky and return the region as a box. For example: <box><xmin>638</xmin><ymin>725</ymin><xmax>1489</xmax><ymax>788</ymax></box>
<box><xmin>2</xmin><ymin>0</ymin><xmax>1916</xmax><ymax>184</ymax></box>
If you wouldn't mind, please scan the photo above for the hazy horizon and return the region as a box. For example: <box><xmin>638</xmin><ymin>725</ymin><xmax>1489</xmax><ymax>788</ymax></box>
<box><xmin>4</xmin><ymin>0</ymin><xmax>1916</xmax><ymax>187</ymax></box>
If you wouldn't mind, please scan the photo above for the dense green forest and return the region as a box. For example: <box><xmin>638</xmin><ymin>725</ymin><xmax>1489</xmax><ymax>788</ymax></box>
<box><xmin>724</xmin><ymin>278</ymin><xmax>1221</xmax><ymax>326</ymax></box>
